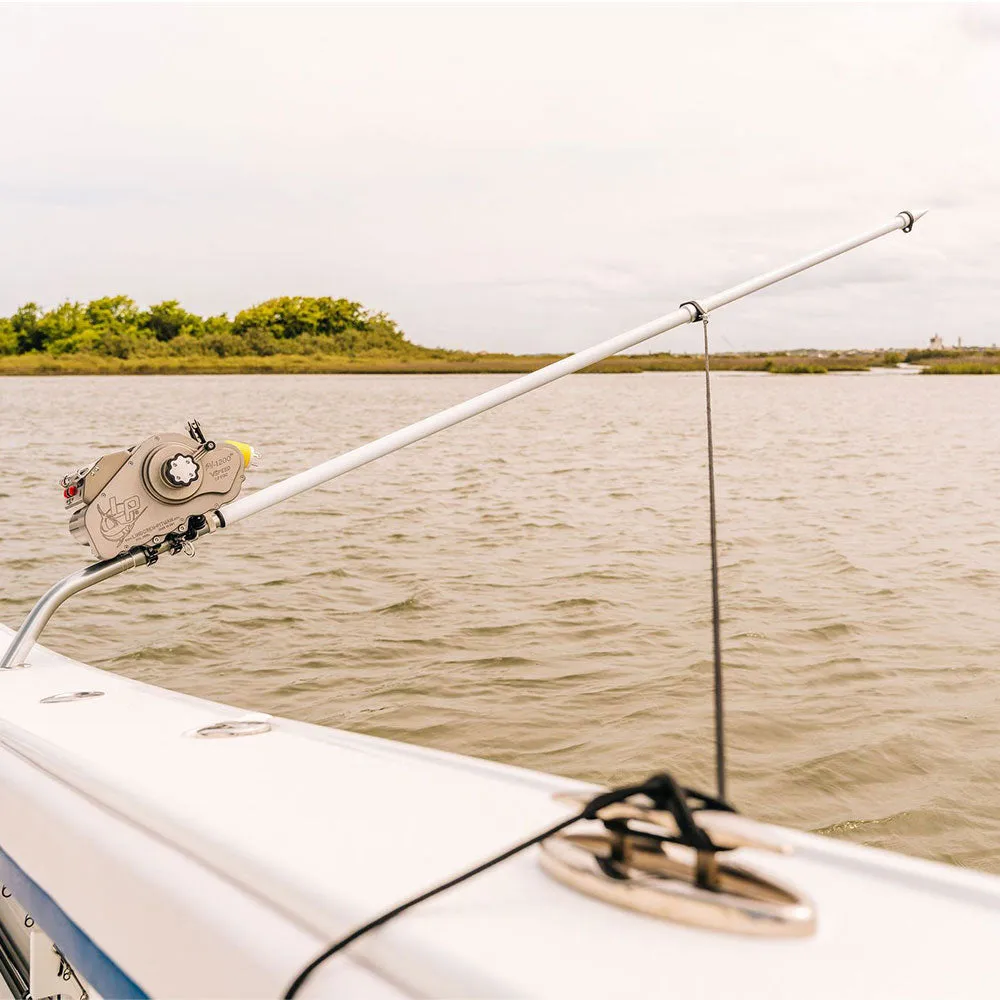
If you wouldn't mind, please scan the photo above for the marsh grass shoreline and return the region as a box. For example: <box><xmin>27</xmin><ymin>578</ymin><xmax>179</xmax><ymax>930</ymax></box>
<box><xmin>2</xmin><ymin>349</ymin><xmax>998</xmax><ymax>376</ymax></box>
<box><xmin>4</xmin><ymin>295</ymin><xmax>995</xmax><ymax>374</ymax></box>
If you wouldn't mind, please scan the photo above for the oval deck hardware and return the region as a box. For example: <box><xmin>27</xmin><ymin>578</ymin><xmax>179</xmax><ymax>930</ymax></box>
<box><xmin>540</xmin><ymin>829</ymin><xmax>815</xmax><ymax>937</ymax></box>
<box><xmin>541</xmin><ymin>786</ymin><xmax>815</xmax><ymax>938</ymax></box>
<box><xmin>189</xmin><ymin>719</ymin><xmax>272</xmax><ymax>739</ymax></box>
<box><xmin>39</xmin><ymin>691</ymin><xmax>105</xmax><ymax>704</ymax></box>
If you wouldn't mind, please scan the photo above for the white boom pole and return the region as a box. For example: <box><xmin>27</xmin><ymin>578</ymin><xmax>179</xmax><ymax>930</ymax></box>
<box><xmin>0</xmin><ymin>209</ymin><xmax>927</xmax><ymax>670</ymax></box>
<box><xmin>219</xmin><ymin>210</ymin><xmax>925</xmax><ymax>528</ymax></box>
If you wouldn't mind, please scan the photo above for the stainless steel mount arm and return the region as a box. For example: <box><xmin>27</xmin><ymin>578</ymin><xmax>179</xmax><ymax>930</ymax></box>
<box><xmin>0</xmin><ymin>550</ymin><xmax>149</xmax><ymax>669</ymax></box>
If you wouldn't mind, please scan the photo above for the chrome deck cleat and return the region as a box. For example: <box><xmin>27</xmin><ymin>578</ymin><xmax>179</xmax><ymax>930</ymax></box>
<box><xmin>541</xmin><ymin>781</ymin><xmax>815</xmax><ymax>937</ymax></box>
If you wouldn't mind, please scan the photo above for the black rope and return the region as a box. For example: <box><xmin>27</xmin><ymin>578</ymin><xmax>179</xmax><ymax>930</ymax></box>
<box><xmin>282</xmin><ymin>773</ymin><xmax>731</xmax><ymax>998</ymax></box>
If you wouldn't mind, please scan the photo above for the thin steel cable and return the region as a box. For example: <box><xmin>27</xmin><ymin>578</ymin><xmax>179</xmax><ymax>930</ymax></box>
<box><xmin>701</xmin><ymin>312</ymin><xmax>727</xmax><ymax>803</ymax></box>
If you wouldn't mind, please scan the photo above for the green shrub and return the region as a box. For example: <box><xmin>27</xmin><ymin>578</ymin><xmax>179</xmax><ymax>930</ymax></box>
<box><xmin>1</xmin><ymin>295</ymin><xmax>418</xmax><ymax>360</ymax></box>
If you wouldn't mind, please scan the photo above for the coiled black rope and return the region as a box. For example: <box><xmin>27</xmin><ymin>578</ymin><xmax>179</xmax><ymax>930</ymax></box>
<box><xmin>282</xmin><ymin>773</ymin><xmax>732</xmax><ymax>998</ymax></box>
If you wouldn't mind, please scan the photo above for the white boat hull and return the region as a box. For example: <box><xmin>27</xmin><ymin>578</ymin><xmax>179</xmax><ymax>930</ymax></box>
<box><xmin>2</xmin><ymin>625</ymin><xmax>999</xmax><ymax>998</ymax></box>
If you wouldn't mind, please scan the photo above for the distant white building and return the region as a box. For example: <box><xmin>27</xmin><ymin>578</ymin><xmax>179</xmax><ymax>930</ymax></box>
<box><xmin>929</xmin><ymin>334</ymin><xmax>944</xmax><ymax>350</ymax></box>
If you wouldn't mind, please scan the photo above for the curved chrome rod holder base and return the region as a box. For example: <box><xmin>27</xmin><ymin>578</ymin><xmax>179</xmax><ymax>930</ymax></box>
<box><xmin>0</xmin><ymin>550</ymin><xmax>150</xmax><ymax>670</ymax></box>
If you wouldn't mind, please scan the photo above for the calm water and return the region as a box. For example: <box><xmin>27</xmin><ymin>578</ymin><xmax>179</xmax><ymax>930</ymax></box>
<box><xmin>2</xmin><ymin>373</ymin><xmax>1000</xmax><ymax>871</ymax></box>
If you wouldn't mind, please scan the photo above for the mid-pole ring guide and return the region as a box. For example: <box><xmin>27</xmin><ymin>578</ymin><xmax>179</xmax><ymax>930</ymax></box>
<box><xmin>679</xmin><ymin>300</ymin><xmax>708</xmax><ymax>323</ymax></box>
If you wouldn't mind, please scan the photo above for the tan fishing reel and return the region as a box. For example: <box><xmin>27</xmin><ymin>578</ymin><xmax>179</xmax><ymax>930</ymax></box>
<box><xmin>62</xmin><ymin>420</ymin><xmax>256</xmax><ymax>560</ymax></box>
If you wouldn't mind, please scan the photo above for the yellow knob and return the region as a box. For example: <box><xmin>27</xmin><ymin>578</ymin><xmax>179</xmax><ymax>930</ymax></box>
<box><xmin>225</xmin><ymin>440</ymin><xmax>258</xmax><ymax>468</ymax></box>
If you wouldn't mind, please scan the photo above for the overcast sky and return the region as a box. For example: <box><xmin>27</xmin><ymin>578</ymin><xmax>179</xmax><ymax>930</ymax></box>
<box><xmin>1</xmin><ymin>3</ymin><xmax>998</xmax><ymax>354</ymax></box>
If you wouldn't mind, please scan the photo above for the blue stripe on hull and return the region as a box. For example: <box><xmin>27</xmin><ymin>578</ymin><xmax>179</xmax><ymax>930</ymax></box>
<box><xmin>0</xmin><ymin>843</ymin><xmax>148</xmax><ymax>999</ymax></box>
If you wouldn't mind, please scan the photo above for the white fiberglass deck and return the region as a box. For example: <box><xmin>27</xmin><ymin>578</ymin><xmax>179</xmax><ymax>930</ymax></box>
<box><xmin>1</xmin><ymin>625</ymin><xmax>998</xmax><ymax>998</ymax></box>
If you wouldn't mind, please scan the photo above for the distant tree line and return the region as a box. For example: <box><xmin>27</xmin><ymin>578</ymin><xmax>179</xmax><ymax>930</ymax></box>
<box><xmin>0</xmin><ymin>296</ymin><xmax>421</xmax><ymax>359</ymax></box>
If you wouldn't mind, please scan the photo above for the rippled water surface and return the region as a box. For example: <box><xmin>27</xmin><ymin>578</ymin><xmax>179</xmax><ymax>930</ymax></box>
<box><xmin>2</xmin><ymin>373</ymin><xmax>1000</xmax><ymax>870</ymax></box>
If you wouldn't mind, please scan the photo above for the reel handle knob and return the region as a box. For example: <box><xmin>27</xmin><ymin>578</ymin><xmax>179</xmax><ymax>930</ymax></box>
<box><xmin>162</xmin><ymin>453</ymin><xmax>201</xmax><ymax>488</ymax></box>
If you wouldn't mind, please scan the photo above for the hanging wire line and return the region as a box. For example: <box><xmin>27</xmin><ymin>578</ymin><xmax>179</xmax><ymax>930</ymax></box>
<box><xmin>699</xmin><ymin>307</ymin><xmax>727</xmax><ymax>803</ymax></box>
<box><xmin>717</xmin><ymin>331</ymin><xmax>739</xmax><ymax>353</ymax></box>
